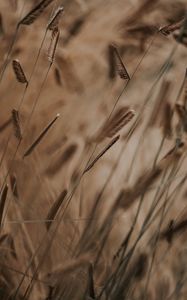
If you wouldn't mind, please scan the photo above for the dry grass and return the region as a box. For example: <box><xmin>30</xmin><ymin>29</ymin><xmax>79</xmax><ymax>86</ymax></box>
<box><xmin>0</xmin><ymin>0</ymin><xmax>187</xmax><ymax>299</ymax></box>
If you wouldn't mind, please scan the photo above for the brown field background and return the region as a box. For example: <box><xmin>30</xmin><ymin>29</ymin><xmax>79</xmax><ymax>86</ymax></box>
<box><xmin>0</xmin><ymin>0</ymin><xmax>187</xmax><ymax>299</ymax></box>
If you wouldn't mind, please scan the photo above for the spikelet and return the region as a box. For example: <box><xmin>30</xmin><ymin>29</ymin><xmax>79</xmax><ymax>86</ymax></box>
<box><xmin>127</xmin><ymin>253</ymin><xmax>148</xmax><ymax>281</ymax></box>
<box><xmin>125</xmin><ymin>0</ymin><xmax>159</xmax><ymax>26</ymax></box>
<box><xmin>94</xmin><ymin>107</ymin><xmax>135</xmax><ymax>143</ymax></box>
<box><xmin>10</xmin><ymin>174</ymin><xmax>18</xmax><ymax>199</ymax></box>
<box><xmin>23</xmin><ymin>113</ymin><xmax>60</xmax><ymax>158</ymax></box>
<box><xmin>47</xmin><ymin>6</ymin><xmax>64</xmax><ymax>30</ymax></box>
<box><xmin>159</xmin><ymin>18</ymin><xmax>184</xmax><ymax>36</ymax></box>
<box><xmin>160</xmin><ymin>217</ymin><xmax>187</xmax><ymax>243</ymax></box>
<box><xmin>111</xmin><ymin>45</ymin><xmax>130</xmax><ymax>80</ymax></box>
<box><xmin>0</xmin><ymin>12</ymin><xmax>4</xmax><ymax>36</ymax></box>
<box><xmin>162</xmin><ymin>141</ymin><xmax>184</xmax><ymax>161</ymax></box>
<box><xmin>11</xmin><ymin>109</ymin><xmax>22</xmax><ymax>141</ymax></box>
<box><xmin>173</xmin><ymin>16</ymin><xmax>187</xmax><ymax>45</ymax></box>
<box><xmin>162</xmin><ymin>102</ymin><xmax>173</xmax><ymax>138</ymax></box>
<box><xmin>127</xmin><ymin>24</ymin><xmax>157</xmax><ymax>37</ymax></box>
<box><xmin>17</xmin><ymin>0</ymin><xmax>55</xmax><ymax>26</ymax></box>
<box><xmin>116</xmin><ymin>145</ymin><xmax>182</xmax><ymax>210</ymax></box>
<box><xmin>108</xmin><ymin>44</ymin><xmax>116</xmax><ymax>79</ymax></box>
<box><xmin>116</xmin><ymin>167</ymin><xmax>162</xmax><ymax>210</ymax></box>
<box><xmin>0</xmin><ymin>184</ymin><xmax>8</xmax><ymax>226</ymax></box>
<box><xmin>87</xmin><ymin>264</ymin><xmax>95</xmax><ymax>299</ymax></box>
<box><xmin>160</xmin><ymin>220</ymin><xmax>174</xmax><ymax>243</ymax></box>
<box><xmin>134</xmin><ymin>253</ymin><xmax>148</xmax><ymax>280</ymax></box>
<box><xmin>12</xmin><ymin>59</ymin><xmax>28</xmax><ymax>85</ymax></box>
<box><xmin>83</xmin><ymin>135</ymin><xmax>120</xmax><ymax>174</ymax></box>
<box><xmin>46</xmin><ymin>189</ymin><xmax>67</xmax><ymax>230</ymax></box>
<box><xmin>54</xmin><ymin>67</ymin><xmax>62</xmax><ymax>86</ymax></box>
<box><xmin>148</xmin><ymin>80</ymin><xmax>171</xmax><ymax>127</ymax></box>
<box><xmin>48</xmin><ymin>28</ymin><xmax>60</xmax><ymax>64</ymax></box>
<box><xmin>46</xmin><ymin>143</ymin><xmax>78</xmax><ymax>176</ymax></box>
<box><xmin>64</xmin><ymin>17</ymin><xmax>85</xmax><ymax>45</ymax></box>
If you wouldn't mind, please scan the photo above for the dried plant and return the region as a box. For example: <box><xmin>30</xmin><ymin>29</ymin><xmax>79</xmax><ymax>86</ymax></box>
<box><xmin>45</xmin><ymin>143</ymin><xmax>78</xmax><ymax>176</ymax></box>
<box><xmin>1</xmin><ymin>1</ymin><xmax>187</xmax><ymax>299</ymax></box>
<box><xmin>0</xmin><ymin>184</ymin><xmax>8</xmax><ymax>226</ymax></box>
<box><xmin>162</xmin><ymin>101</ymin><xmax>173</xmax><ymax>138</ymax></box>
<box><xmin>12</xmin><ymin>59</ymin><xmax>28</xmax><ymax>85</ymax></box>
<box><xmin>109</xmin><ymin>45</ymin><xmax>130</xmax><ymax>80</ymax></box>
<box><xmin>159</xmin><ymin>18</ymin><xmax>185</xmax><ymax>36</ymax></box>
<box><xmin>54</xmin><ymin>67</ymin><xmax>62</xmax><ymax>86</ymax></box>
<box><xmin>93</xmin><ymin>107</ymin><xmax>135</xmax><ymax>143</ymax></box>
<box><xmin>48</xmin><ymin>27</ymin><xmax>60</xmax><ymax>64</ymax></box>
<box><xmin>116</xmin><ymin>145</ymin><xmax>183</xmax><ymax>210</ymax></box>
<box><xmin>83</xmin><ymin>135</ymin><xmax>120</xmax><ymax>173</ymax></box>
<box><xmin>160</xmin><ymin>217</ymin><xmax>187</xmax><ymax>243</ymax></box>
<box><xmin>46</xmin><ymin>189</ymin><xmax>67</xmax><ymax>230</ymax></box>
<box><xmin>9</xmin><ymin>174</ymin><xmax>18</xmax><ymax>199</ymax></box>
<box><xmin>23</xmin><ymin>113</ymin><xmax>60</xmax><ymax>158</ymax></box>
<box><xmin>47</xmin><ymin>6</ymin><xmax>64</xmax><ymax>31</ymax></box>
<box><xmin>17</xmin><ymin>0</ymin><xmax>55</xmax><ymax>27</ymax></box>
<box><xmin>0</xmin><ymin>12</ymin><xmax>4</xmax><ymax>37</ymax></box>
<box><xmin>11</xmin><ymin>109</ymin><xmax>22</xmax><ymax>141</ymax></box>
<box><xmin>148</xmin><ymin>80</ymin><xmax>171</xmax><ymax>127</ymax></box>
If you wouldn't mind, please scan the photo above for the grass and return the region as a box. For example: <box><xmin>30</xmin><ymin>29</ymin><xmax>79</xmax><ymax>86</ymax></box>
<box><xmin>0</xmin><ymin>0</ymin><xmax>187</xmax><ymax>299</ymax></box>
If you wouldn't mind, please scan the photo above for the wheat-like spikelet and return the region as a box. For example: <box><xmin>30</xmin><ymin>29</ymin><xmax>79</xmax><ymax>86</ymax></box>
<box><xmin>148</xmin><ymin>80</ymin><xmax>171</xmax><ymax>127</ymax></box>
<box><xmin>159</xmin><ymin>18</ymin><xmax>185</xmax><ymax>36</ymax></box>
<box><xmin>162</xmin><ymin>140</ymin><xmax>184</xmax><ymax>160</ymax></box>
<box><xmin>0</xmin><ymin>184</ymin><xmax>8</xmax><ymax>227</ymax></box>
<box><xmin>125</xmin><ymin>0</ymin><xmax>159</xmax><ymax>26</ymax></box>
<box><xmin>47</xmin><ymin>6</ymin><xmax>64</xmax><ymax>31</ymax></box>
<box><xmin>9</xmin><ymin>174</ymin><xmax>18</xmax><ymax>199</ymax></box>
<box><xmin>12</xmin><ymin>59</ymin><xmax>28</xmax><ymax>85</ymax></box>
<box><xmin>110</xmin><ymin>45</ymin><xmax>130</xmax><ymax>80</ymax></box>
<box><xmin>87</xmin><ymin>263</ymin><xmax>95</xmax><ymax>299</ymax></box>
<box><xmin>11</xmin><ymin>109</ymin><xmax>22</xmax><ymax>141</ymax></box>
<box><xmin>46</xmin><ymin>189</ymin><xmax>67</xmax><ymax>230</ymax></box>
<box><xmin>64</xmin><ymin>16</ymin><xmax>85</xmax><ymax>45</ymax></box>
<box><xmin>0</xmin><ymin>12</ymin><xmax>4</xmax><ymax>36</ymax></box>
<box><xmin>160</xmin><ymin>217</ymin><xmax>187</xmax><ymax>244</ymax></box>
<box><xmin>162</xmin><ymin>101</ymin><xmax>173</xmax><ymax>138</ymax></box>
<box><xmin>93</xmin><ymin>107</ymin><xmax>135</xmax><ymax>143</ymax></box>
<box><xmin>48</xmin><ymin>27</ymin><xmax>60</xmax><ymax>64</ymax></box>
<box><xmin>173</xmin><ymin>16</ymin><xmax>187</xmax><ymax>45</ymax></box>
<box><xmin>17</xmin><ymin>0</ymin><xmax>55</xmax><ymax>26</ymax></box>
<box><xmin>116</xmin><ymin>145</ymin><xmax>183</xmax><ymax>210</ymax></box>
<box><xmin>108</xmin><ymin>44</ymin><xmax>116</xmax><ymax>80</ymax></box>
<box><xmin>54</xmin><ymin>67</ymin><xmax>62</xmax><ymax>86</ymax></box>
<box><xmin>46</xmin><ymin>143</ymin><xmax>78</xmax><ymax>176</ymax></box>
<box><xmin>83</xmin><ymin>135</ymin><xmax>120</xmax><ymax>174</ymax></box>
<box><xmin>128</xmin><ymin>252</ymin><xmax>148</xmax><ymax>281</ymax></box>
<box><xmin>23</xmin><ymin>113</ymin><xmax>60</xmax><ymax>158</ymax></box>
